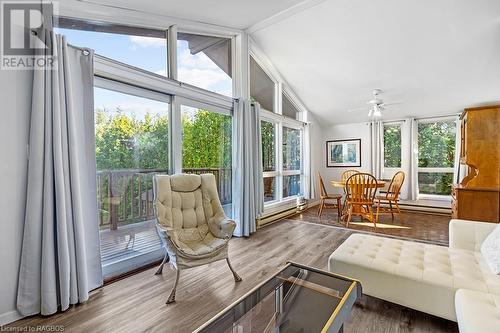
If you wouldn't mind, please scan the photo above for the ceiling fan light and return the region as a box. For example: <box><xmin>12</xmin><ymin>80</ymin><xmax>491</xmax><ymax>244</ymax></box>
<box><xmin>373</xmin><ymin>109</ymin><xmax>382</xmax><ymax>117</ymax></box>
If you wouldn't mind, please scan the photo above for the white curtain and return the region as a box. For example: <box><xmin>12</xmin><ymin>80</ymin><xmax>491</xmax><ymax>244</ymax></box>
<box><xmin>232</xmin><ymin>100</ymin><xmax>264</xmax><ymax>237</ymax></box>
<box><xmin>17</xmin><ymin>34</ymin><xmax>102</xmax><ymax>316</ymax></box>
<box><xmin>370</xmin><ymin>121</ymin><xmax>384</xmax><ymax>179</ymax></box>
<box><xmin>407</xmin><ymin>118</ymin><xmax>419</xmax><ymax>200</ymax></box>
<box><xmin>453</xmin><ymin>115</ymin><xmax>465</xmax><ymax>185</ymax></box>
<box><xmin>303</xmin><ymin>123</ymin><xmax>313</xmax><ymax>199</ymax></box>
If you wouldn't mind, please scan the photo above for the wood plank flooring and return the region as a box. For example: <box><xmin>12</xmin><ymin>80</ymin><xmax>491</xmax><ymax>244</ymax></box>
<box><xmin>9</xmin><ymin>218</ymin><xmax>457</xmax><ymax>333</ymax></box>
<box><xmin>292</xmin><ymin>206</ymin><xmax>451</xmax><ymax>245</ymax></box>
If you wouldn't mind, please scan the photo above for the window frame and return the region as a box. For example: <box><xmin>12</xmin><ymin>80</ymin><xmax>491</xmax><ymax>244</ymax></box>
<box><xmin>415</xmin><ymin>116</ymin><xmax>457</xmax><ymax>200</ymax></box>
<box><xmin>250</xmin><ymin>42</ymin><xmax>308</xmax><ymax>211</ymax></box>
<box><xmin>176</xmin><ymin>29</ymin><xmax>235</xmax><ymax>97</ymax></box>
<box><xmin>261</xmin><ymin>109</ymin><xmax>305</xmax><ymax>207</ymax></box>
<box><xmin>60</xmin><ymin>17</ymin><xmax>237</xmax><ymax>276</ymax></box>
<box><xmin>382</xmin><ymin>121</ymin><xmax>403</xmax><ymax>181</ymax></box>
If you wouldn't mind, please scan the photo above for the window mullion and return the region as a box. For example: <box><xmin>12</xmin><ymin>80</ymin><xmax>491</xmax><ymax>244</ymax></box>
<box><xmin>171</xmin><ymin>96</ymin><xmax>183</xmax><ymax>174</ymax></box>
<box><xmin>277</xmin><ymin>123</ymin><xmax>283</xmax><ymax>201</ymax></box>
<box><xmin>167</xmin><ymin>25</ymin><xmax>178</xmax><ymax>80</ymax></box>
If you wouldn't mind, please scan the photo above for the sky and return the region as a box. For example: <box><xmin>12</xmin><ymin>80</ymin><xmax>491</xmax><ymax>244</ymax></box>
<box><xmin>55</xmin><ymin>27</ymin><xmax>232</xmax><ymax>119</ymax></box>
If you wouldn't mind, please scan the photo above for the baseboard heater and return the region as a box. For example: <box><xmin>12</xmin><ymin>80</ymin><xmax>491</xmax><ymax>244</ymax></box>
<box><xmin>257</xmin><ymin>203</ymin><xmax>307</xmax><ymax>227</ymax></box>
<box><xmin>384</xmin><ymin>202</ymin><xmax>451</xmax><ymax>215</ymax></box>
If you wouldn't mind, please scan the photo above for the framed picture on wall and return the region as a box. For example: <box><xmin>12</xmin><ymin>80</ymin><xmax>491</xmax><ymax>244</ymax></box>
<box><xmin>326</xmin><ymin>139</ymin><xmax>361</xmax><ymax>167</ymax></box>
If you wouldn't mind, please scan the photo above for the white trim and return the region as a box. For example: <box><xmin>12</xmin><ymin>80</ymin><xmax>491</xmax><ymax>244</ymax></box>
<box><xmin>0</xmin><ymin>310</ymin><xmax>23</xmax><ymax>326</ymax></box>
<box><xmin>60</xmin><ymin>0</ymin><xmax>243</xmax><ymax>36</ymax></box>
<box><xmin>417</xmin><ymin>194</ymin><xmax>452</xmax><ymax>201</ymax></box>
<box><xmin>176</xmin><ymin>96</ymin><xmax>232</xmax><ymax>116</ymax></box>
<box><xmin>262</xmin><ymin>196</ymin><xmax>301</xmax><ymax>215</ymax></box>
<box><xmin>94</xmin><ymin>77</ymin><xmax>172</xmax><ymax>104</ymax></box>
<box><xmin>167</xmin><ymin>25</ymin><xmax>178</xmax><ymax>80</ymax></box>
<box><xmin>249</xmin><ymin>38</ymin><xmax>310</xmax><ymax>118</ymax></box>
<box><xmin>418</xmin><ymin>167</ymin><xmax>454</xmax><ymax>173</ymax></box>
<box><xmin>171</xmin><ymin>96</ymin><xmax>183</xmax><ymax>174</ymax></box>
<box><xmin>263</xmin><ymin>171</ymin><xmax>279</xmax><ymax>177</ymax></box>
<box><xmin>246</xmin><ymin>0</ymin><xmax>328</xmax><ymax>34</ymax></box>
<box><xmin>233</xmin><ymin>32</ymin><xmax>250</xmax><ymax>99</ymax></box>
<box><xmin>94</xmin><ymin>55</ymin><xmax>233</xmax><ymax>111</ymax></box>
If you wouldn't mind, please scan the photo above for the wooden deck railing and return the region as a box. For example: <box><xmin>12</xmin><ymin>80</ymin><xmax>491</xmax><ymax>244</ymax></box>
<box><xmin>96</xmin><ymin>168</ymin><xmax>232</xmax><ymax>230</ymax></box>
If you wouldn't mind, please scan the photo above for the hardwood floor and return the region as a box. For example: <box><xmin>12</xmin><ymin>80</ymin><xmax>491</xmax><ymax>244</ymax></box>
<box><xmin>9</xmin><ymin>219</ymin><xmax>457</xmax><ymax>333</ymax></box>
<box><xmin>292</xmin><ymin>206</ymin><xmax>451</xmax><ymax>245</ymax></box>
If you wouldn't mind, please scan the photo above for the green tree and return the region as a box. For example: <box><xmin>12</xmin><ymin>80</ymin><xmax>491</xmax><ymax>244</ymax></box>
<box><xmin>417</xmin><ymin>121</ymin><xmax>456</xmax><ymax>195</ymax></box>
<box><xmin>261</xmin><ymin>121</ymin><xmax>275</xmax><ymax>171</ymax></box>
<box><xmin>383</xmin><ymin>124</ymin><xmax>401</xmax><ymax>167</ymax></box>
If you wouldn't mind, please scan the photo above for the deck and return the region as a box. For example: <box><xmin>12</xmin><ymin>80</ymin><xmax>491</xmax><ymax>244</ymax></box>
<box><xmin>99</xmin><ymin>204</ymin><xmax>232</xmax><ymax>275</ymax></box>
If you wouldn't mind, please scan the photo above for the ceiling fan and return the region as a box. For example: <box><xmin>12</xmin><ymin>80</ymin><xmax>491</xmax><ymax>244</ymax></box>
<box><xmin>348</xmin><ymin>89</ymin><xmax>402</xmax><ymax>118</ymax></box>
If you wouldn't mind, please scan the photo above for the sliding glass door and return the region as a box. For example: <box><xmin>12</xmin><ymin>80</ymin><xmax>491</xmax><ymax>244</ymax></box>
<box><xmin>94</xmin><ymin>80</ymin><xmax>171</xmax><ymax>278</ymax></box>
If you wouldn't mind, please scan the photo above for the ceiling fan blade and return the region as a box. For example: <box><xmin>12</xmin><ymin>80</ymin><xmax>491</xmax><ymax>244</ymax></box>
<box><xmin>347</xmin><ymin>107</ymin><xmax>369</xmax><ymax>113</ymax></box>
<box><xmin>381</xmin><ymin>102</ymin><xmax>403</xmax><ymax>107</ymax></box>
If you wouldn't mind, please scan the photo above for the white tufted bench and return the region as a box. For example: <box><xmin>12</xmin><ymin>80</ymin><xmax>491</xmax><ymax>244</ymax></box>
<box><xmin>328</xmin><ymin>219</ymin><xmax>500</xmax><ymax>323</ymax></box>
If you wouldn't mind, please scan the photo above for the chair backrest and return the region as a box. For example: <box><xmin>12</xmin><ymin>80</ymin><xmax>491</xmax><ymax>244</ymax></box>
<box><xmin>341</xmin><ymin>170</ymin><xmax>360</xmax><ymax>181</ymax></box>
<box><xmin>345</xmin><ymin>173</ymin><xmax>378</xmax><ymax>204</ymax></box>
<box><xmin>318</xmin><ymin>172</ymin><xmax>328</xmax><ymax>197</ymax></box>
<box><xmin>386</xmin><ymin>171</ymin><xmax>405</xmax><ymax>200</ymax></box>
<box><xmin>154</xmin><ymin>173</ymin><xmax>225</xmax><ymax>231</ymax></box>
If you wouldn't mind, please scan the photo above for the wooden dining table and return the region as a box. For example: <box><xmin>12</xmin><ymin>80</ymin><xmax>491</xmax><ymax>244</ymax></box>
<box><xmin>330</xmin><ymin>180</ymin><xmax>386</xmax><ymax>189</ymax></box>
<box><xmin>330</xmin><ymin>179</ymin><xmax>387</xmax><ymax>221</ymax></box>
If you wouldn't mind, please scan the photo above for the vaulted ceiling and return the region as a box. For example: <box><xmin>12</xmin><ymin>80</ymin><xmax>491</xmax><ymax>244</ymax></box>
<box><xmin>82</xmin><ymin>0</ymin><xmax>500</xmax><ymax>124</ymax></box>
<box><xmin>251</xmin><ymin>0</ymin><xmax>500</xmax><ymax>124</ymax></box>
<box><xmin>78</xmin><ymin>0</ymin><xmax>306</xmax><ymax>29</ymax></box>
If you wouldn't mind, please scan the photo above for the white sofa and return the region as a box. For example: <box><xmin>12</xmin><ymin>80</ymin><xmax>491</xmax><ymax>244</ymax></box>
<box><xmin>328</xmin><ymin>219</ymin><xmax>500</xmax><ymax>330</ymax></box>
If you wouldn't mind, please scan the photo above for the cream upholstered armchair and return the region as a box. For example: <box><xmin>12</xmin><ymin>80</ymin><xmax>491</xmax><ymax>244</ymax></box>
<box><xmin>153</xmin><ymin>173</ymin><xmax>241</xmax><ymax>303</ymax></box>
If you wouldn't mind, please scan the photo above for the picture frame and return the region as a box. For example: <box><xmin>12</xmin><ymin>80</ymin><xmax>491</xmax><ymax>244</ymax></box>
<box><xmin>326</xmin><ymin>139</ymin><xmax>361</xmax><ymax>167</ymax></box>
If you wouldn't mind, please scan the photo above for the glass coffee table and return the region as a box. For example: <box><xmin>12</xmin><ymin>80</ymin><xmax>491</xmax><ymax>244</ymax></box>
<box><xmin>194</xmin><ymin>262</ymin><xmax>361</xmax><ymax>333</ymax></box>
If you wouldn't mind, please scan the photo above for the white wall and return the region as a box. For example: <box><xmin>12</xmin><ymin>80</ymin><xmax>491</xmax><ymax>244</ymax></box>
<box><xmin>307</xmin><ymin>112</ymin><xmax>325</xmax><ymax>200</ymax></box>
<box><xmin>320</xmin><ymin>122</ymin><xmax>372</xmax><ymax>194</ymax></box>
<box><xmin>0</xmin><ymin>70</ymin><xmax>32</xmax><ymax>324</ymax></box>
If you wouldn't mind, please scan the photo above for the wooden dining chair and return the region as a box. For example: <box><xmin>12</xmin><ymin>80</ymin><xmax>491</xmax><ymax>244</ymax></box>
<box><xmin>375</xmin><ymin>171</ymin><xmax>405</xmax><ymax>222</ymax></box>
<box><xmin>317</xmin><ymin>172</ymin><xmax>342</xmax><ymax>218</ymax></box>
<box><xmin>341</xmin><ymin>170</ymin><xmax>360</xmax><ymax>181</ymax></box>
<box><xmin>345</xmin><ymin>173</ymin><xmax>378</xmax><ymax>227</ymax></box>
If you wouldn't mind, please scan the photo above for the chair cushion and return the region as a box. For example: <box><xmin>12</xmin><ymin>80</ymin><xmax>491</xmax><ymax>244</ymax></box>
<box><xmin>173</xmin><ymin>227</ymin><xmax>228</xmax><ymax>257</ymax></box>
<box><xmin>170</xmin><ymin>173</ymin><xmax>202</xmax><ymax>192</ymax></box>
<box><xmin>455</xmin><ymin>289</ymin><xmax>500</xmax><ymax>333</ymax></box>
<box><xmin>481</xmin><ymin>224</ymin><xmax>500</xmax><ymax>274</ymax></box>
<box><xmin>329</xmin><ymin>233</ymin><xmax>500</xmax><ymax>321</ymax></box>
<box><xmin>171</xmin><ymin>188</ymin><xmax>206</xmax><ymax>229</ymax></box>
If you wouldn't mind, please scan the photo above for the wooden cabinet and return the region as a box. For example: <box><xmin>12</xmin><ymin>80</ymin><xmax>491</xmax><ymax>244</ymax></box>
<box><xmin>452</xmin><ymin>186</ymin><xmax>499</xmax><ymax>222</ymax></box>
<box><xmin>453</xmin><ymin>105</ymin><xmax>500</xmax><ymax>223</ymax></box>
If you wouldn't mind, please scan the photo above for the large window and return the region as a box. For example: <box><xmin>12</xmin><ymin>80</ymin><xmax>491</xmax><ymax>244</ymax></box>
<box><xmin>417</xmin><ymin>119</ymin><xmax>456</xmax><ymax>196</ymax></box>
<box><xmin>181</xmin><ymin>104</ymin><xmax>233</xmax><ymax>216</ymax></box>
<box><xmin>55</xmin><ymin>19</ymin><xmax>168</xmax><ymax>75</ymax></box>
<box><xmin>177</xmin><ymin>33</ymin><xmax>232</xmax><ymax>97</ymax></box>
<box><xmin>56</xmin><ymin>18</ymin><xmax>239</xmax><ymax>277</ymax></box>
<box><xmin>261</xmin><ymin>115</ymin><xmax>304</xmax><ymax>205</ymax></box>
<box><xmin>262</xmin><ymin>120</ymin><xmax>278</xmax><ymax>202</ymax></box>
<box><xmin>282</xmin><ymin>126</ymin><xmax>302</xmax><ymax>198</ymax></box>
<box><xmin>250</xmin><ymin>56</ymin><xmax>275</xmax><ymax>112</ymax></box>
<box><xmin>94</xmin><ymin>82</ymin><xmax>170</xmax><ymax>278</ymax></box>
<box><xmin>383</xmin><ymin>123</ymin><xmax>402</xmax><ymax>168</ymax></box>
